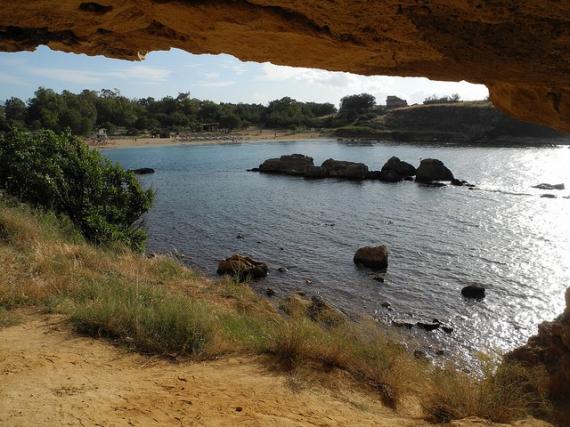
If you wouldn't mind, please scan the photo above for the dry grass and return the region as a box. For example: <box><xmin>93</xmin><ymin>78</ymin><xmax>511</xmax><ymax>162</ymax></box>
<box><xmin>0</xmin><ymin>196</ymin><xmax>553</xmax><ymax>424</ymax></box>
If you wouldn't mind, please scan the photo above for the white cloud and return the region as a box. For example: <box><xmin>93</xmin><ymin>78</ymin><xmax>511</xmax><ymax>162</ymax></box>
<box><xmin>0</xmin><ymin>72</ymin><xmax>30</xmax><ymax>86</ymax></box>
<box><xmin>258</xmin><ymin>62</ymin><xmax>488</xmax><ymax>105</ymax></box>
<box><xmin>198</xmin><ymin>80</ymin><xmax>236</xmax><ymax>88</ymax></box>
<box><xmin>26</xmin><ymin>64</ymin><xmax>171</xmax><ymax>85</ymax></box>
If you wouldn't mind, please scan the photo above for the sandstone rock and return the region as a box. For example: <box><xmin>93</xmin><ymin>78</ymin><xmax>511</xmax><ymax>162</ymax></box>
<box><xmin>321</xmin><ymin>159</ymin><xmax>369</xmax><ymax>180</ymax></box>
<box><xmin>1</xmin><ymin>2</ymin><xmax>569</xmax><ymax>133</ymax></box>
<box><xmin>532</xmin><ymin>183</ymin><xmax>565</xmax><ymax>190</ymax></box>
<box><xmin>415</xmin><ymin>159</ymin><xmax>454</xmax><ymax>183</ymax></box>
<box><xmin>258</xmin><ymin>154</ymin><xmax>314</xmax><ymax>176</ymax></box>
<box><xmin>506</xmin><ymin>287</ymin><xmax>570</xmax><ymax>400</ymax></box>
<box><xmin>461</xmin><ymin>285</ymin><xmax>486</xmax><ymax>299</ymax></box>
<box><xmin>217</xmin><ymin>254</ymin><xmax>268</xmax><ymax>281</ymax></box>
<box><xmin>353</xmin><ymin>246</ymin><xmax>389</xmax><ymax>270</ymax></box>
<box><xmin>381</xmin><ymin>156</ymin><xmax>416</xmax><ymax>177</ymax></box>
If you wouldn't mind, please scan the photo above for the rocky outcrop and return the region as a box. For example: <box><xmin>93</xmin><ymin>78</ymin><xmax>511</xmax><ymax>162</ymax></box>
<box><xmin>381</xmin><ymin>157</ymin><xmax>416</xmax><ymax>178</ymax></box>
<box><xmin>2</xmin><ymin>2</ymin><xmax>570</xmax><ymax>418</ymax></box>
<box><xmin>321</xmin><ymin>159</ymin><xmax>369</xmax><ymax>180</ymax></box>
<box><xmin>353</xmin><ymin>246</ymin><xmax>389</xmax><ymax>270</ymax></box>
<box><xmin>415</xmin><ymin>159</ymin><xmax>454</xmax><ymax>183</ymax></box>
<box><xmin>1</xmin><ymin>2</ymin><xmax>568</xmax><ymax>133</ymax></box>
<box><xmin>280</xmin><ymin>293</ymin><xmax>345</xmax><ymax>327</ymax></box>
<box><xmin>506</xmin><ymin>288</ymin><xmax>570</xmax><ymax>400</ymax></box>
<box><xmin>217</xmin><ymin>254</ymin><xmax>268</xmax><ymax>281</ymax></box>
<box><xmin>258</xmin><ymin>154</ymin><xmax>314</xmax><ymax>176</ymax></box>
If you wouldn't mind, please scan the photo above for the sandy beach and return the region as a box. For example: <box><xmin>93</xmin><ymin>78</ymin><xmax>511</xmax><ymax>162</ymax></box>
<box><xmin>89</xmin><ymin>129</ymin><xmax>329</xmax><ymax>149</ymax></box>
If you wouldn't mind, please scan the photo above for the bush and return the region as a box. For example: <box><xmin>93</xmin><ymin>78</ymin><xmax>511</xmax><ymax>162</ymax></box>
<box><xmin>0</xmin><ymin>128</ymin><xmax>153</xmax><ymax>250</ymax></box>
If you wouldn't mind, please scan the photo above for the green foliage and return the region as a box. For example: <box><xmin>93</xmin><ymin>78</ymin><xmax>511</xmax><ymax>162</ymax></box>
<box><xmin>423</xmin><ymin>93</ymin><xmax>461</xmax><ymax>105</ymax></box>
<box><xmin>339</xmin><ymin>93</ymin><xmax>376</xmax><ymax>121</ymax></box>
<box><xmin>0</xmin><ymin>128</ymin><xmax>153</xmax><ymax>250</ymax></box>
<box><xmin>1</xmin><ymin>88</ymin><xmax>338</xmax><ymax>135</ymax></box>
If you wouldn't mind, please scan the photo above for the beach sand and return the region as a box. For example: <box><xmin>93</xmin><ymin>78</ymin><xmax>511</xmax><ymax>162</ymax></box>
<box><xmin>90</xmin><ymin>129</ymin><xmax>329</xmax><ymax>149</ymax></box>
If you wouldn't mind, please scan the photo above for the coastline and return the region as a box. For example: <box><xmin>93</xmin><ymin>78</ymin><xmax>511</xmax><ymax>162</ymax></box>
<box><xmin>90</xmin><ymin>129</ymin><xmax>330</xmax><ymax>150</ymax></box>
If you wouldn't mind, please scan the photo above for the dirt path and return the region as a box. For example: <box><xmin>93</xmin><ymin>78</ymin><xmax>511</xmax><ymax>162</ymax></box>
<box><xmin>0</xmin><ymin>312</ymin><xmax>425</xmax><ymax>426</ymax></box>
<box><xmin>0</xmin><ymin>313</ymin><xmax>551</xmax><ymax>427</ymax></box>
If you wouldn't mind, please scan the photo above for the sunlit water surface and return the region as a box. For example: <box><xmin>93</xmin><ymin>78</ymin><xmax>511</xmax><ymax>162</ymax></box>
<box><xmin>103</xmin><ymin>139</ymin><xmax>570</xmax><ymax>362</ymax></box>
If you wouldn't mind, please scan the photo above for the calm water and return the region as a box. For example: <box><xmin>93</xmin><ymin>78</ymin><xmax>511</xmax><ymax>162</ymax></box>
<box><xmin>103</xmin><ymin>139</ymin><xmax>570</xmax><ymax>361</ymax></box>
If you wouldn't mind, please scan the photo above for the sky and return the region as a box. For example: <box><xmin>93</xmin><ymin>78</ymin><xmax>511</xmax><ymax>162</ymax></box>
<box><xmin>0</xmin><ymin>46</ymin><xmax>489</xmax><ymax>107</ymax></box>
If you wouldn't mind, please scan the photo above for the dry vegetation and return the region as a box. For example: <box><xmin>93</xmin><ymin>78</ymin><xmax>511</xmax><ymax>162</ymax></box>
<box><xmin>0</xmin><ymin>195</ymin><xmax>553</xmax><ymax>424</ymax></box>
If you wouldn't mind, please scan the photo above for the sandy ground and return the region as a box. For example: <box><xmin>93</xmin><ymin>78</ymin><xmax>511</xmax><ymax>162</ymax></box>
<box><xmin>0</xmin><ymin>313</ymin><xmax>552</xmax><ymax>427</ymax></box>
<box><xmin>92</xmin><ymin>129</ymin><xmax>329</xmax><ymax>150</ymax></box>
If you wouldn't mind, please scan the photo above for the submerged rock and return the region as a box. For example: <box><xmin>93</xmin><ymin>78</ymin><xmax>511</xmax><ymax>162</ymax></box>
<box><xmin>392</xmin><ymin>319</ymin><xmax>415</xmax><ymax>328</ymax></box>
<box><xmin>381</xmin><ymin>156</ymin><xmax>416</xmax><ymax>177</ymax></box>
<box><xmin>416</xmin><ymin>320</ymin><xmax>441</xmax><ymax>331</ymax></box>
<box><xmin>461</xmin><ymin>285</ymin><xmax>486</xmax><ymax>299</ymax></box>
<box><xmin>321</xmin><ymin>159</ymin><xmax>369</xmax><ymax>180</ymax></box>
<box><xmin>258</xmin><ymin>154</ymin><xmax>314</xmax><ymax>176</ymax></box>
<box><xmin>217</xmin><ymin>254</ymin><xmax>268</xmax><ymax>281</ymax></box>
<box><xmin>541</xmin><ymin>194</ymin><xmax>556</xmax><ymax>199</ymax></box>
<box><xmin>129</xmin><ymin>167</ymin><xmax>155</xmax><ymax>175</ymax></box>
<box><xmin>353</xmin><ymin>245</ymin><xmax>389</xmax><ymax>270</ymax></box>
<box><xmin>415</xmin><ymin>159</ymin><xmax>454</xmax><ymax>183</ymax></box>
<box><xmin>532</xmin><ymin>183</ymin><xmax>565</xmax><ymax>190</ymax></box>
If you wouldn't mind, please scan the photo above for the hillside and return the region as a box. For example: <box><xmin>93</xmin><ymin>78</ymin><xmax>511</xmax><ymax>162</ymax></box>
<box><xmin>335</xmin><ymin>102</ymin><xmax>569</xmax><ymax>144</ymax></box>
<box><xmin>0</xmin><ymin>197</ymin><xmax>557</xmax><ymax>426</ymax></box>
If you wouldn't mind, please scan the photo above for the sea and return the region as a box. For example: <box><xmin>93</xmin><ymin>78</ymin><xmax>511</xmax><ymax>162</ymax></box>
<box><xmin>103</xmin><ymin>138</ymin><xmax>570</xmax><ymax>362</ymax></box>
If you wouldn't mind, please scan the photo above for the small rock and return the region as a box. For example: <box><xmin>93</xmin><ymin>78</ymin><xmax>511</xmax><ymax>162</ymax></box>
<box><xmin>541</xmin><ymin>194</ymin><xmax>556</xmax><ymax>198</ymax></box>
<box><xmin>235</xmin><ymin>407</ymin><xmax>243</xmax><ymax>412</ymax></box>
<box><xmin>129</xmin><ymin>167</ymin><xmax>155</xmax><ymax>175</ymax></box>
<box><xmin>277</xmin><ymin>267</ymin><xmax>288</xmax><ymax>273</ymax></box>
<box><xmin>532</xmin><ymin>183</ymin><xmax>565</xmax><ymax>190</ymax></box>
<box><xmin>416</xmin><ymin>321</ymin><xmax>441</xmax><ymax>331</ymax></box>
<box><xmin>381</xmin><ymin>301</ymin><xmax>392</xmax><ymax>309</ymax></box>
<box><xmin>372</xmin><ymin>275</ymin><xmax>385</xmax><ymax>283</ymax></box>
<box><xmin>256</xmin><ymin>241</ymin><xmax>262</xmax><ymax>244</ymax></box>
<box><xmin>304</xmin><ymin>279</ymin><xmax>313</xmax><ymax>285</ymax></box>
<box><xmin>266</xmin><ymin>288</ymin><xmax>276</xmax><ymax>297</ymax></box>
<box><xmin>279</xmin><ymin>247</ymin><xmax>284</xmax><ymax>251</ymax></box>
<box><xmin>217</xmin><ymin>254</ymin><xmax>268</xmax><ymax>281</ymax></box>
<box><xmin>246</xmin><ymin>167</ymin><xmax>260</xmax><ymax>172</ymax></box>
<box><xmin>435</xmin><ymin>349</ymin><xmax>445</xmax><ymax>356</ymax></box>
<box><xmin>441</xmin><ymin>325</ymin><xmax>454</xmax><ymax>334</ymax></box>
<box><xmin>461</xmin><ymin>285</ymin><xmax>486</xmax><ymax>299</ymax></box>
<box><xmin>414</xmin><ymin>350</ymin><xmax>428</xmax><ymax>359</ymax></box>
<box><xmin>392</xmin><ymin>319</ymin><xmax>415</xmax><ymax>328</ymax></box>
<box><xmin>236</xmin><ymin>234</ymin><xmax>244</xmax><ymax>239</ymax></box>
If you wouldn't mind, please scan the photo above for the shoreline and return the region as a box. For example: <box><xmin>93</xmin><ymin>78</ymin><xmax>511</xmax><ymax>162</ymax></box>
<box><xmin>90</xmin><ymin>129</ymin><xmax>330</xmax><ymax>150</ymax></box>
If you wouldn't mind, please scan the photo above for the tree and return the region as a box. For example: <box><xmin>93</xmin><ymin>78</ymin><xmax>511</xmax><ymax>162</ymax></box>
<box><xmin>0</xmin><ymin>128</ymin><xmax>154</xmax><ymax>250</ymax></box>
<box><xmin>4</xmin><ymin>97</ymin><xmax>27</xmax><ymax>124</ymax></box>
<box><xmin>423</xmin><ymin>93</ymin><xmax>461</xmax><ymax>105</ymax></box>
<box><xmin>339</xmin><ymin>94</ymin><xmax>376</xmax><ymax>115</ymax></box>
<box><xmin>219</xmin><ymin>112</ymin><xmax>241</xmax><ymax>130</ymax></box>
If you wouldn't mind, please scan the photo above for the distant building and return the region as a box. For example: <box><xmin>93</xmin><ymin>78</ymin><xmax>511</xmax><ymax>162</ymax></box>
<box><xmin>386</xmin><ymin>96</ymin><xmax>408</xmax><ymax>110</ymax></box>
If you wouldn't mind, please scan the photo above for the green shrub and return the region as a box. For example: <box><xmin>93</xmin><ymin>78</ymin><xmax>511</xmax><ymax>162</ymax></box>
<box><xmin>0</xmin><ymin>128</ymin><xmax>153</xmax><ymax>250</ymax></box>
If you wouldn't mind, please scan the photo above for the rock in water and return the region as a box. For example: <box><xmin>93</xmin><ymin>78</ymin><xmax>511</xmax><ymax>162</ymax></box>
<box><xmin>461</xmin><ymin>285</ymin><xmax>486</xmax><ymax>299</ymax></box>
<box><xmin>532</xmin><ymin>183</ymin><xmax>565</xmax><ymax>190</ymax></box>
<box><xmin>381</xmin><ymin>156</ymin><xmax>416</xmax><ymax>177</ymax></box>
<box><xmin>353</xmin><ymin>245</ymin><xmax>389</xmax><ymax>270</ymax></box>
<box><xmin>129</xmin><ymin>167</ymin><xmax>155</xmax><ymax>175</ymax></box>
<box><xmin>258</xmin><ymin>154</ymin><xmax>314</xmax><ymax>176</ymax></box>
<box><xmin>321</xmin><ymin>159</ymin><xmax>369</xmax><ymax>180</ymax></box>
<box><xmin>415</xmin><ymin>159</ymin><xmax>454</xmax><ymax>183</ymax></box>
<box><xmin>217</xmin><ymin>254</ymin><xmax>268</xmax><ymax>281</ymax></box>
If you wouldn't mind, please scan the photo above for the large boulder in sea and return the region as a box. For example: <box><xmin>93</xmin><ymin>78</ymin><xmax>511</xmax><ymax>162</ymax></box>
<box><xmin>258</xmin><ymin>154</ymin><xmax>314</xmax><ymax>176</ymax></box>
<box><xmin>321</xmin><ymin>159</ymin><xmax>369</xmax><ymax>180</ymax></box>
<box><xmin>415</xmin><ymin>159</ymin><xmax>454</xmax><ymax>183</ymax></box>
<box><xmin>378</xmin><ymin>169</ymin><xmax>404</xmax><ymax>183</ymax></box>
<box><xmin>217</xmin><ymin>254</ymin><xmax>268</xmax><ymax>281</ymax></box>
<box><xmin>381</xmin><ymin>156</ymin><xmax>416</xmax><ymax>177</ymax></box>
<box><xmin>353</xmin><ymin>245</ymin><xmax>389</xmax><ymax>270</ymax></box>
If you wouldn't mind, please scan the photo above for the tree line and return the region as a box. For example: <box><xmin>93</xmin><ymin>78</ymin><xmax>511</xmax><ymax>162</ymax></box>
<box><xmin>0</xmin><ymin>88</ymin><xmax>339</xmax><ymax>136</ymax></box>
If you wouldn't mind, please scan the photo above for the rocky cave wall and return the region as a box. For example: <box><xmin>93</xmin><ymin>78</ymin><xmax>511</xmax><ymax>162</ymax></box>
<box><xmin>0</xmin><ymin>0</ymin><xmax>568</xmax><ymax>132</ymax></box>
